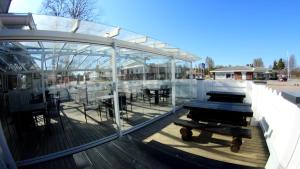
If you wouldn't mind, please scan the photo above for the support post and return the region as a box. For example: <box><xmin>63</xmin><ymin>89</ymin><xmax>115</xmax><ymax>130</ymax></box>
<box><xmin>143</xmin><ymin>58</ymin><xmax>146</xmax><ymax>86</ymax></box>
<box><xmin>189</xmin><ymin>62</ymin><xmax>193</xmax><ymax>99</ymax></box>
<box><xmin>171</xmin><ymin>58</ymin><xmax>176</xmax><ymax>113</ymax></box>
<box><xmin>112</xmin><ymin>43</ymin><xmax>121</xmax><ymax>134</ymax></box>
<box><xmin>41</xmin><ymin>54</ymin><xmax>46</xmax><ymax>103</ymax></box>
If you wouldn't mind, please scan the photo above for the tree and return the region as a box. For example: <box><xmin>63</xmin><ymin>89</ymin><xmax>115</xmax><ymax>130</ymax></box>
<box><xmin>252</xmin><ymin>57</ymin><xmax>264</xmax><ymax>67</ymax></box>
<box><xmin>41</xmin><ymin>0</ymin><xmax>66</xmax><ymax>16</ymax></box>
<box><xmin>277</xmin><ymin>58</ymin><xmax>285</xmax><ymax>70</ymax></box>
<box><xmin>289</xmin><ymin>54</ymin><xmax>297</xmax><ymax>71</ymax></box>
<box><xmin>41</xmin><ymin>0</ymin><xmax>99</xmax><ymax>21</ymax></box>
<box><xmin>272</xmin><ymin>60</ymin><xmax>278</xmax><ymax>70</ymax></box>
<box><xmin>205</xmin><ymin>56</ymin><xmax>215</xmax><ymax>71</ymax></box>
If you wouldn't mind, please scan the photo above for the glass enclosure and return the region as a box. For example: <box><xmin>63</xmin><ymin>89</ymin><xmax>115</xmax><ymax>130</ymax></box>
<box><xmin>0</xmin><ymin>13</ymin><xmax>199</xmax><ymax>165</ymax></box>
<box><xmin>0</xmin><ymin>41</ymin><xmax>118</xmax><ymax>161</ymax></box>
<box><xmin>175</xmin><ymin>60</ymin><xmax>193</xmax><ymax>105</ymax></box>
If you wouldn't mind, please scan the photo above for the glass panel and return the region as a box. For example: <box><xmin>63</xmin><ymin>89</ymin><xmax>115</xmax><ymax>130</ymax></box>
<box><xmin>31</xmin><ymin>14</ymin><xmax>199</xmax><ymax>63</ymax></box>
<box><xmin>0</xmin><ymin>40</ymin><xmax>117</xmax><ymax>161</ymax></box>
<box><xmin>117</xmin><ymin>48</ymin><xmax>173</xmax><ymax>131</ymax></box>
<box><xmin>175</xmin><ymin>60</ymin><xmax>192</xmax><ymax>105</ymax></box>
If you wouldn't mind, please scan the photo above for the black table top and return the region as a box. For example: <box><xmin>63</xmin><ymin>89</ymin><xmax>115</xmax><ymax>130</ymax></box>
<box><xmin>10</xmin><ymin>102</ymin><xmax>46</xmax><ymax>113</ymax></box>
<box><xmin>206</xmin><ymin>91</ymin><xmax>246</xmax><ymax>97</ymax></box>
<box><xmin>183</xmin><ymin>100</ymin><xmax>253</xmax><ymax>116</ymax></box>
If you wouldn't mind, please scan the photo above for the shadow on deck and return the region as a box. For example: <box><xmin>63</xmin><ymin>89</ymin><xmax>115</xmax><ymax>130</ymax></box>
<box><xmin>2</xmin><ymin>98</ymin><xmax>172</xmax><ymax>161</ymax></box>
<box><xmin>19</xmin><ymin>108</ymin><xmax>269</xmax><ymax>169</ymax></box>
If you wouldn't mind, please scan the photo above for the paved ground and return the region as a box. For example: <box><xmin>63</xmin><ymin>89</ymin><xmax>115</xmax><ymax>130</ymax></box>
<box><xmin>267</xmin><ymin>79</ymin><xmax>300</xmax><ymax>105</ymax></box>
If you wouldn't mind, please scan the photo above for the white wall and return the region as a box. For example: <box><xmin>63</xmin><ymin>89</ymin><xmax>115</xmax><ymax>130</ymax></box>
<box><xmin>215</xmin><ymin>72</ymin><xmax>226</xmax><ymax>80</ymax></box>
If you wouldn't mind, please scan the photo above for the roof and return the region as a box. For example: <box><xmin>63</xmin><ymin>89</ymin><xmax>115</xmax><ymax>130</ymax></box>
<box><xmin>210</xmin><ymin>66</ymin><xmax>254</xmax><ymax>73</ymax></box>
<box><xmin>0</xmin><ymin>13</ymin><xmax>200</xmax><ymax>74</ymax></box>
<box><xmin>210</xmin><ymin>66</ymin><xmax>271</xmax><ymax>73</ymax></box>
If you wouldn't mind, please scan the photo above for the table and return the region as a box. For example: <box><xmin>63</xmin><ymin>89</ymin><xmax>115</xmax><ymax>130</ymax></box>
<box><xmin>10</xmin><ymin>102</ymin><xmax>47</xmax><ymax>139</ymax></box>
<box><xmin>180</xmin><ymin>100</ymin><xmax>253</xmax><ymax>152</ymax></box>
<box><xmin>183</xmin><ymin>100</ymin><xmax>253</xmax><ymax>126</ymax></box>
<box><xmin>96</xmin><ymin>95</ymin><xmax>114</xmax><ymax>100</ymax></box>
<box><xmin>148</xmin><ymin>88</ymin><xmax>161</xmax><ymax>104</ymax></box>
<box><xmin>119</xmin><ymin>88</ymin><xmax>140</xmax><ymax>102</ymax></box>
<box><xmin>96</xmin><ymin>95</ymin><xmax>114</xmax><ymax>117</ymax></box>
<box><xmin>206</xmin><ymin>91</ymin><xmax>246</xmax><ymax>103</ymax></box>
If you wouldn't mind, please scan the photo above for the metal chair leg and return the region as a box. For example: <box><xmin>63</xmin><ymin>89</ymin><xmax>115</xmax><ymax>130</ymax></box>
<box><xmin>98</xmin><ymin>106</ymin><xmax>102</xmax><ymax>121</ymax></box>
<box><xmin>59</xmin><ymin>115</ymin><xmax>64</xmax><ymax>131</ymax></box>
<box><xmin>84</xmin><ymin>110</ymin><xmax>87</xmax><ymax>123</ymax></box>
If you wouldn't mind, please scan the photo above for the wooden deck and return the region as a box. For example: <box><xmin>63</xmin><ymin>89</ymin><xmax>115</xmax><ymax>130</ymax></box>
<box><xmin>144</xmin><ymin>114</ymin><xmax>269</xmax><ymax>168</ymax></box>
<box><xmin>19</xmin><ymin>108</ymin><xmax>269</xmax><ymax>169</ymax></box>
<box><xmin>3</xmin><ymin>99</ymin><xmax>172</xmax><ymax>161</ymax></box>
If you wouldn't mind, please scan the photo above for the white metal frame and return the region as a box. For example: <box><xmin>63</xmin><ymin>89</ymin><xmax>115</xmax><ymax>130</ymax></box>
<box><xmin>0</xmin><ymin>29</ymin><xmax>198</xmax><ymax>62</ymax></box>
<box><xmin>0</xmin><ymin>14</ymin><xmax>199</xmax><ymax>167</ymax></box>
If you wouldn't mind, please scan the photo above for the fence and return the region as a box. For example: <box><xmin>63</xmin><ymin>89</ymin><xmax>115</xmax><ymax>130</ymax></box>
<box><xmin>249</xmin><ymin>82</ymin><xmax>300</xmax><ymax>169</ymax></box>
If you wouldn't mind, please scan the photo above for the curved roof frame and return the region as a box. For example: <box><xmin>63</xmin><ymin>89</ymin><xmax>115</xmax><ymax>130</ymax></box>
<box><xmin>0</xmin><ymin>29</ymin><xmax>198</xmax><ymax>61</ymax></box>
<box><xmin>0</xmin><ymin>14</ymin><xmax>199</xmax><ymax>59</ymax></box>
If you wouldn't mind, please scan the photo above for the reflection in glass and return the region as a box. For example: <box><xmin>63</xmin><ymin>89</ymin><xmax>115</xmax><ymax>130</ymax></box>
<box><xmin>0</xmin><ymin>41</ymin><xmax>118</xmax><ymax>161</ymax></box>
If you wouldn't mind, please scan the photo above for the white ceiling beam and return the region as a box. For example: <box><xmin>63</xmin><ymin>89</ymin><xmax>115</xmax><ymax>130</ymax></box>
<box><xmin>0</xmin><ymin>56</ymin><xmax>16</xmax><ymax>72</ymax></box>
<box><xmin>71</xmin><ymin>19</ymin><xmax>80</xmax><ymax>33</ymax></box>
<box><xmin>104</xmin><ymin>27</ymin><xmax>120</xmax><ymax>38</ymax></box>
<box><xmin>0</xmin><ymin>29</ymin><xmax>199</xmax><ymax>61</ymax></box>
<box><xmin>12</xmin><ymin>55</ymin><xmax>28</xmax><ymax>71</ymax></box>
<box><xmin>128</xmin><ymin>36</ymin><xmax>148</xmax><ymax>43</ymax></box>
<box><xmin>76</xmin><ymin>55</ymin><xmax>90</xmax><ymax>69</ymax></box>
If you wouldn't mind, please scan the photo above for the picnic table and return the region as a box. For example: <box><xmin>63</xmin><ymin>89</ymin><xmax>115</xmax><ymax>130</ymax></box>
<box><xmin>184</xmin><ymin>100</ymin><xmax>252</xmax><ymax>126</ymax></box>
<box><xmin>206</xmin><ymin>91</ymin><xmax>246</xmax><ymax>103</ymax></box>
<box><xmin>174</xmin><ymin>100</ymin><xmax>253</xmax><ymax>152</ymax></box>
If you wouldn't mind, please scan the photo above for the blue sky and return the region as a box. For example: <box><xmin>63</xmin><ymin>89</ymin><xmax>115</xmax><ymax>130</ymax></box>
<box><xmin>9</xmin><ymin>0</ymin><xmax>300</xmax><ymax>67</ymax></box>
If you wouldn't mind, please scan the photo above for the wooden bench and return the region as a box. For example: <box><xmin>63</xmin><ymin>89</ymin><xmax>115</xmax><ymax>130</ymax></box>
<box><xmin>174</xmin><ymin>119</ymin><xmax>252</xmax><ymax>152</ymax></box>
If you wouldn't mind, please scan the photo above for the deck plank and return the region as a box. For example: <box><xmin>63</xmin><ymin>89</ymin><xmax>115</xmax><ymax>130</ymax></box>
<box><xmin>15</xmin><ymin>100</ymin><xmax>268</xmax><ymax>169</ymax></box>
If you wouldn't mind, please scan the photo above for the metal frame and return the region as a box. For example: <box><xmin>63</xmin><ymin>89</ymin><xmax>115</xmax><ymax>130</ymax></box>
<box><xmin>112</xmin><ymin>43</ymin><xmax>121</xmax><ymax>133</ymax></box>
<box><xmin>0</xmin><ymin>14</ymin><xmax>199</xmax><ymax>167</ymax></box>
<box><xmin>171</xmin><ymin>58</ymin><xmax>176</xmax><ymax>112</ymax></box>
<box><xmin>0</xmin><ymin>29</ymin><xmax>198</xmax><ymax>62</ymax></box>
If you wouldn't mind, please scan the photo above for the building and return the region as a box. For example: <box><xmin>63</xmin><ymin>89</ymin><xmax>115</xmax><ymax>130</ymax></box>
<box><xmin>210</xmin><ymin>66</ymin><xmax>277</xmax><ymax>80</ymax></box>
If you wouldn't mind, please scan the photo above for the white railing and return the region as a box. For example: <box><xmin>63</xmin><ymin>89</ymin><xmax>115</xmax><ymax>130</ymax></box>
<box><xmin>249</xmin><ymin>82</ymin><xmax>300</xmax><ymax>169</ymax></box>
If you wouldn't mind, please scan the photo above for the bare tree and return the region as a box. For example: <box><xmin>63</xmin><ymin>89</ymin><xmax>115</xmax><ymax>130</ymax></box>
<box><xmin>253</xmin><ymin>57</ymin><xmax>264</xmax><ymax>67</ymax></box>
<box><xmin>41</xmin><ymin>0</ymin><xmax>66</xmax><ymax>16</ymax></box>
<box><xmin>205</xmin><ymin>56</ymin><xmax>215</xmax><ymax>71</ymax></box>
<box><xmin>66</xmin><ymin>0</ymin><xmax>97</xmax><ymax>21</ymax></box>
<box><xmin>40</xmin><ymin>0</ymin><xmax>99</xmax><ymax>21</ymax></box>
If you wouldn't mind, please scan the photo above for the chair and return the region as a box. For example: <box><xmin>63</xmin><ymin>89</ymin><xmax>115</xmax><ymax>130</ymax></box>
<box><xmin>83</xmin><ymin>102</ymin><xmax>102</xmax><ymax>123</ymax></box>
<box><xmin>32</xmin><ymin>103</ymin><xmax>47</xmax><ymax>127</ymax></box>
<box><xmin>119</xmin><ymin>95</ymin><xmax>128</xmax><ymax>120</ymax></box>
<box><xmin>102</xmin><ymin>98</ymin><xmax>114</xmax><ymax>121</ymax></box>
<box><xmin>142</xmin><ymin>89</ymin><xmax>153</xmax><ymax>106</ymax></box>
<box><xmin>160</xmin><ymin>88</ymin><xmax>171</xmax><ymax>102</ymax></box>
<box><xmin>44</xmin><ymin>99</ymin><xmax>64</xmax><ymax>131</ymax></box>
<box><xmin>103</xmin><ymin>95</ymin><xmax>129</xmax><ymax>121</ymax></box>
